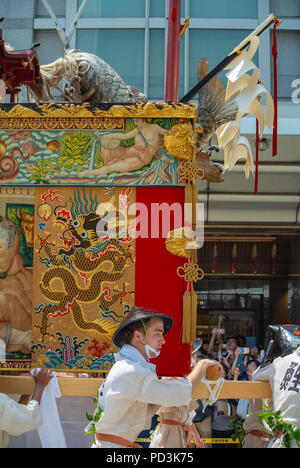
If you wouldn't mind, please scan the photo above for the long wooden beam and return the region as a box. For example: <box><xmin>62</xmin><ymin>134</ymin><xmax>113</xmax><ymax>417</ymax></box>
<box><xmin>0</xmin><ymin>375</ymin><xmax>272</xmax><ymax>399</ymax></box>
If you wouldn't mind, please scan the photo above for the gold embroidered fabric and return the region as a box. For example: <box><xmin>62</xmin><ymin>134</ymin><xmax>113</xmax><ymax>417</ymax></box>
<box><xmin>31</xmin><ymin>186</ymin><xmax>136</xmax><ymax>372</ymax></box>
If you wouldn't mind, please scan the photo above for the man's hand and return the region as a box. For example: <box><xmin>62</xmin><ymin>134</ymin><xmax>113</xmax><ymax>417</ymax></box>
<box><xmin>33</xmin><ymin>368</ymin><xmax>53</xmax><ymax>388</ymax></box>
<box><xmin>187</xmin><ymin>359</ymin><xmax>223</xmax><ymax>392</ymax></box>
<box><xmin>32</xmin><ymin>368</ymin><xmax>54</xmax><ymax>404</ymax></box>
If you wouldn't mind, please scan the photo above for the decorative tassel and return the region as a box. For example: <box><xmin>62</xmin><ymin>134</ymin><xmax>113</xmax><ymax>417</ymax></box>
<box><xmin>252</xmin><ymin>243</ymin><xmax>258</xmax><ymax>275</ymax></box>
<box><xmin>192</xmin><ymin>183</ymin><xmax>198</xmax><ymax>230</ymax></box>
<box><xmin>182</xmin><ymin>286</ymin><xmax>198</xmax><ymax>344</ymax></box>
<box><xmin>182</xmin><ymin>287</ymin><xmax>192</xmax><ymax>343</ymax></box>
<box><xmin>232</xmin><ymin>243</ymin><xmax>237</xmax><ymax>274</ymax></box>
<box><xmin>272</xmin><ymin>20</ymin><xmax>280</xmax><ymax>157</ymax></box>
<box><xmin>185</xmin><ymin>184</ymin><xmax>193</xmax><ymax>205</ymax></box>
<box><xmin>272</xmin><ymin>242</ymin><xmax>277</xmax><ymax>275</ymax></box>
<box><xmin>190</xmin><ymin>288</ymin><xmax>198</xmax><ymax>343</ymax></box>
<box><xmin>255</xmin><ymin>119</ymin><xmax>259</xmax><ymax>194</ymax></box>
<box><xmin>178</xmin><ymin>252</ymin><xmax>204</xmax><ymax>344</ymax></box>
<box><xmin>182</xmin><ymin>281</ymin><xmax>198</xmax><ymax>344</ymax></box>
<box><xmin>185</xmin><ymin>183</ymin><xmax>193</xmax><ymax>231</ymax></box>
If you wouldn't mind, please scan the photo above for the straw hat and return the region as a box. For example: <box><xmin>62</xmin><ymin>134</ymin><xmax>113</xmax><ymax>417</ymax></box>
<box><xmin>112</xmin><ymin>306</ymin><xmax>174</xmax><ymax>348</ymax></box>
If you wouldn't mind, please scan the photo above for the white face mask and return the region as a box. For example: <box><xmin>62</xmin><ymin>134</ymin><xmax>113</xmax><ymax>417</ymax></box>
<box><xmin>145</xmin><ymin>344</ymin><xmax>160</xmax><ymax>359</ymax></box>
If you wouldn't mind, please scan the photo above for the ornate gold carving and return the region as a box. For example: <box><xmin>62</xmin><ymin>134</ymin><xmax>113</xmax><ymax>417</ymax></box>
<box><xmin>165</xmin><ymin>227</ymin><xmax>199</xmax><ymax>259</ymax></box>
<box><xmin>0</xmin><ymin>105</ymin><xmax>41</xmax><ymax>118</ymax></box>
<box><xmin>0</xmin><ymin>102</ymin><xmax>197</xmax><ymax>130</ymax></box>
<box><xmin>177</xmin><ymin>160</ymin><xmax>204</xmax><ymax>184</ymax></box>
<box><xmin>164</xmin><ymin>122</ymin><xmax>196</xmax><ymax>161</ymax></box>
<box><xmin>106</xmin><ymin>102</ymin><xmax>197</xmax><ymax>118</ymax></box>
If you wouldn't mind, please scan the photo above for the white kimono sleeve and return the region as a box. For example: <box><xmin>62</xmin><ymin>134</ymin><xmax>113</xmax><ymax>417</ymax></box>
<box><xmin>0</xmin><ymin>393</ymin><xmax>42</xmax><ymax>437</ymax></box>
<box><xmin>252</xmin><ymin>360</ymin><xmax>278</xmax><ymax>382</ymax></box>
<box><xmin>138</xmin><ymin>373</ymin><xmax>192</xmax><ymax>407</ymax></box>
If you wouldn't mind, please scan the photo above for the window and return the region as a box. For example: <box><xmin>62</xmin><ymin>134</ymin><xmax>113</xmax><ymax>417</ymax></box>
<box><xmin>270</xmin><ymin>0</ymin><xmax>300</xmax><ymax>18</ymax></box>
<box><xmin>76</xmin><ymin>29</ymin><xmax>145</xmax><ymax>92</ymax></box>
<box><xmin>36</xmin><ymin>0</ymin><xmax>66</xmax><ymax>17</ymax></box>
<box><xmin>271</xmin><ymin>31</ymin><xmax>300</xmax><ymax>101</ymax></box>
<box><xmin>150</xmin><ymin>0</ymin><xmax>165</xmax><ymax>18</ymax></box>
<box><xmin>77</xmin><ymin>0</ymin><xmax>145</xmax><ymax>18</ymax></box>
<box><xmin>189</xmin><ymin>29</ymin><xmax>256</xmax><ymax>90</ymax></box>
<box><xmin>34</xmin><ymin>30</ymin><xmax>64</xmax><ymax>65</ymax></box>
<box><xmin>149</xmin><ymin>30</ymin><xmax>165</xmax><ymax>100</ymax></box>
<box><xmin>189</xmin><ymin>0</ymin><xmax>258</xmax><ymax>19</ymax></box>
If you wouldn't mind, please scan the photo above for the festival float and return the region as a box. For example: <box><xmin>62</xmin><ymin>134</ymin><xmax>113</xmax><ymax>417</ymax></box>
<box><xmin>0</xmin><ymin>5</ymin><xmax>283</xmax><ymax>393</ymax></box>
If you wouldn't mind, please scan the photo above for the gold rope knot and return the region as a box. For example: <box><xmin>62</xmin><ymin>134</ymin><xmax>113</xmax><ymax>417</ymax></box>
<box><xmin>177</xmin><ymin>160</ymin><xmax>204</xmax><ymax>184</ymax></box>
<box><xmin>177</xmin><ymin>262</ymin><xmax>204</xmax><ymax>283</ymax></box>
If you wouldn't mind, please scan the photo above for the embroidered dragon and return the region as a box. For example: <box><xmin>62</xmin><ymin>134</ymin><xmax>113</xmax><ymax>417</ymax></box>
<box><xmin>35</xmin><ymin>189</ymin><xmax>135</xmax><ymax>343</ymax></box>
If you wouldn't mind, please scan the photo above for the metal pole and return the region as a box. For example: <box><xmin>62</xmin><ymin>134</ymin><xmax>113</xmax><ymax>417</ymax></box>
<box><xmin>164</xmin><ymin>0</ymin><xmax>181</xmax><ymax>102</ymax></box>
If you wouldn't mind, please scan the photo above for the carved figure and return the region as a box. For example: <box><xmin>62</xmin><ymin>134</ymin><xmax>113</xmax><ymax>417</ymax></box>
<box><xmin>79</xmin><ymin>118</ymin><xmax>168</xmax><ymax>177</ymax></box>
<box><xmin>196</xmin><ymin>146</ymin><xmax>225</xmax><ymax>183</ymax></box>
<box><xmin>0</xmin><ymin>218</ymin><xmax>32</xmax><ymax>353</ymax></box>
<box><xmin>195</xmin><ymin>58</ymin><xmax>238</xmax><ymax>152</ymax></box>
<box><xmin>28</xmin><ymin>49</ymin><xmax>147</xmax><ymax>104</ymax></box>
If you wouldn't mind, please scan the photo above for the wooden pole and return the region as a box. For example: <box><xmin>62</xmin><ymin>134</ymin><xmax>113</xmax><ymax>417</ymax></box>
<box><xmin>0</xmin><ymin>373</ymin><xmax>272</xmax><ymax>399</ymax></box>
<box><xmin>164</xmin><ymin>0</ymin><xmax>181</xmax><ymax>102</ymax></box>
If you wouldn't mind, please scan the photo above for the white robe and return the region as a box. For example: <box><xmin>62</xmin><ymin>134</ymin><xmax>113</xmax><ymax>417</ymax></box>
<box><xmin>0</xmin><ymin>394</ymin><xmax>42</xmax><ymax>448</ymax></box>
<box><xmin>91</xmin><ymin>344</ymin><xmax>192</xmax><ymax>448</ymax></box>
<box><xmin>253</xmin><ymin>346</ymin><xmax>300</xmax><ymax>428</ymax></box>
<box><xmin>253</xmin><ymin>346</ymin><xmax>300</xmax><ymax>448</ymax></box>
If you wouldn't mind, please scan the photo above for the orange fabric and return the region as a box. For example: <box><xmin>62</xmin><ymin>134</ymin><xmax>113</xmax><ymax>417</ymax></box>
<box><xmin>160</xmin><ymin>419</ymin><xmax>183</xmax><ymax>426</ymax></box>
<box><xmin>95</xmin><ymin>433</ymin><xmax>142</xmax><ymax>448</ymax></box>
<box><xmin>250</xmin><ymin>430</ymin><xmax>268</xmax><ymax>439</ymax></box>
<box><xmin>160</xmin><ymin>419</ymin><xmax>205</xmax><ymax>448</ymax></box>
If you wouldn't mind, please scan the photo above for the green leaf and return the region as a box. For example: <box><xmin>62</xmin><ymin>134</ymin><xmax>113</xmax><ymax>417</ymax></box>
<box><xmin>262</xmin><ymin>404</ymin><xmax>271</xmax><ymax>410</ymax></box>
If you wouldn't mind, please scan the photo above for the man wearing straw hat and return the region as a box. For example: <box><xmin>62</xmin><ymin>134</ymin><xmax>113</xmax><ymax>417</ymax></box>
<box><xmin>90</xmin><ymin>306</ymin><xmax>222</xmax><ymax>448</ymax></box>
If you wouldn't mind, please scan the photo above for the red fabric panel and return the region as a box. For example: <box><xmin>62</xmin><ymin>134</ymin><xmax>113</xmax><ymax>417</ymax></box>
<box><xmin>135</xmin><ymin>186</ymin><xmax>191</xmax><ymax>377</ymax></box>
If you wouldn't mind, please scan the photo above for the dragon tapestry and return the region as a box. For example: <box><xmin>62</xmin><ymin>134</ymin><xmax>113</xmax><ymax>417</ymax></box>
<box><xmin>31</xmin><ymin>186</ymin><xmax>136</xmax><ymax>372</ymax></box>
